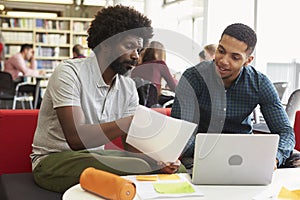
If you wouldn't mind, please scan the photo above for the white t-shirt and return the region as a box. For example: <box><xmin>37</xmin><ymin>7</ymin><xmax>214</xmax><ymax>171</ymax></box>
<box><xmin>31</xmin><ymin>53</ymin><xmax>138</xmax><ymax>169</ymax></box>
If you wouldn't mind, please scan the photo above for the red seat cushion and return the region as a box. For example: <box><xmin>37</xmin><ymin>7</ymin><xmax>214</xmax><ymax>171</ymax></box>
<box><xmin>0</xmin><ymin>109</ymin><xmax>39</xmax><ymax>174</ymax></box>
<box><xmin>294</xmin><ymin>110</ymin><xmax>300</xmax><ymax>151</ymax></box>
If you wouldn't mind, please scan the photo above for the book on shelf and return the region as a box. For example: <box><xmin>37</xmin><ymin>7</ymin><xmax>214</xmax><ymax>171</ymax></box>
<box><xmin>37</xmin><ymin>60</ymin><xmax>60</xmax><ymax>70</ymax></box>
<box><xmin>2</xmin><ymin>32</ymin><xmax>33</xmax><ymax>43</ymax></box>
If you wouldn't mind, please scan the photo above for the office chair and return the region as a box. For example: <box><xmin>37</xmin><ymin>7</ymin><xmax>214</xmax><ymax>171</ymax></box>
<box><xmin>0</xmin><ymin>71</ymin><xmax>15</xmax><ymax>108</ymax></box>
<box><xmin>253</xmin><ymin>82</ymin><xmax>289</xmax><ymax>123</ymax></box>
<box><xmin>285</xmin><ymin>89</ymin><xmax>300</xmax><ymax>126</ymax></box>
<box><xmin>0</xmin><ymin>71</ymin><xmax>35</xmax><ymax>109</ymax></box>
<box><xmin>12</xmin><ymin>82</ymin><xmax>36</xmax><ymax>109</ymax></box>
<box><xmin>273</xmin><ymin>81</ymin><xmax>288</xmax><ymax>101</ymax></box>
<box><xmin>132</xmin><ymin>77</ymin><xmax>159</xmax><ymax>108</ymax></box>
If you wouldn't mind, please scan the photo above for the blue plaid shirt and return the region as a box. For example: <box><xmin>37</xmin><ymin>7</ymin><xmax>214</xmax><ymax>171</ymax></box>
<box><xmin>171</xmin><ymin>61</ymin><xmax>295</xmax><ymax>166</ymax></box>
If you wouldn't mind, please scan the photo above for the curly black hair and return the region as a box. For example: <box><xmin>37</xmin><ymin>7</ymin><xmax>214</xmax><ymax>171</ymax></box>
<box><xmin>221</xmin><ymin>23</ymin><xmax>257</xmax><ymax>55</ymax></box>
<box><xmin>87</xmin><ymin>5</ymin><xmax>153</xmax><ymax>50</ymax></box>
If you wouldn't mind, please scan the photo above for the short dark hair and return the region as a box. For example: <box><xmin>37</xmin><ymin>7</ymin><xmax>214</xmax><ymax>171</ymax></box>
<box><xmin>72</xmin><ymin>44</ymin><xmax>83</xmax><ymax>55</ymax></box>
<box><xmin>20</xmin><ymin>44</ymin><xmax>33</xmax><ymax>52</ymax></box>
<box><xmin>198</xmin><ymin>50</ymin><xmax>205</xmax><ymax>60</ymax></box>
<box><xmin>221</xmin><ymin>23</ymin><xmax>257</xmax><ymax>55</ymax></box>
<box><xmin>87</xmin><ymin>5</ymin><xmax>153</xmax><ymax>50</ymax></box>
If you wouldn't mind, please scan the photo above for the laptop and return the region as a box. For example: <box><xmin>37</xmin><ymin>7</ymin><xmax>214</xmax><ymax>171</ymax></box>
<box><xmin>191</xmin><ymin>133</ymin><xmax>279</xmax><ymax>185</ymax></box>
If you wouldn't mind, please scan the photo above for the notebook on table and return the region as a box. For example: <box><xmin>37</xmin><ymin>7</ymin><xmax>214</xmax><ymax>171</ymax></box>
<box><xmin>191</xmin><ymin>133</ymin><xmax>279</xmax><ymax>185</ymax></box>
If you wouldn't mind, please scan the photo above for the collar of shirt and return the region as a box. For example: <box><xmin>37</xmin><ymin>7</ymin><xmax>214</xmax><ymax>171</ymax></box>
<box><xmin>89</xmin><ymin>54</ymin><xmax>120</xmax><ymax>91</ymax></box>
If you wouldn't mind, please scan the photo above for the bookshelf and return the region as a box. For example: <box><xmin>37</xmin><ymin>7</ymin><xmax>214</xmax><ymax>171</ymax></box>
<box><xmin>0</xmin><ymin>15</ymin><xmax>92</xmax><ymax>70</ymax></box>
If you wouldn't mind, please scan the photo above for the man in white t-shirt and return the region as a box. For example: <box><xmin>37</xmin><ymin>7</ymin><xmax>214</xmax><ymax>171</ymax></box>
<box><xmin>31</xmin><ymin>5</ymin><xmax>184</xmax><ymax>193</ymax></box>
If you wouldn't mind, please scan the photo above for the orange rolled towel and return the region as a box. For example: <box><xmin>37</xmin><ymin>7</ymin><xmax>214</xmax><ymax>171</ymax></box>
<box><xmin>80</xmin><ymin>167</ymin><xmax>136</xmax><ymax>200</ymax></box>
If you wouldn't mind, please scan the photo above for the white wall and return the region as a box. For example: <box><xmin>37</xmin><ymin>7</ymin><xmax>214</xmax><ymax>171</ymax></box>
<box><xmin>206</xmin><ymin>0</ymin><xmax>255</xmax><ymax>45</ymax></box>
<box><xmin>256</xmin><ymin>0</ymin><xmax>300</xmax><ymax>73</ymax></box>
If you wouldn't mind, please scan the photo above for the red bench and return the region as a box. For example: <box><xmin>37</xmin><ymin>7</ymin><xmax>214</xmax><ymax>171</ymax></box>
<box><xmin>0</xmin><ymin>108</ymin><xmax>172</xmax><ymax>200</ymax></box>
<box><xmin>294</xmin><ymin>110</ymin><xmax>300</xmax><ymax>151</ymax></box>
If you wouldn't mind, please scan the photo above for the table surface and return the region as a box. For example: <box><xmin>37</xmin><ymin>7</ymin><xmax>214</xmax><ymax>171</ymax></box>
<box><xmin>62</xmin><ymin>168</ymin><xmax>300</xmax><ymax>200</ymax></box>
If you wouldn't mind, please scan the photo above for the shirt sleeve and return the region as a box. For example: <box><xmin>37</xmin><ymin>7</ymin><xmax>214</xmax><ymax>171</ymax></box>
<box><xmin>47</xmin><ymin>62</ymin><xmax>81</xmax><ymax>108</ymax></box>
<box><xmin>259</xmin><ymin>75</ymin><xmax>295</xmax><ymax>166</ymax></box>
<box><xmin>12</xmin><ymin>54</ymin><xmax>39</xmax><ymax>77</ymax></box>
<box><xmin>171</xmin><ymin>68</ymin><xmax>200</xmax><ymax>123</ymax></box>
<box><xmin>171</xmin><ymin>68</ymin><xmax>201</xmax><ymax>158</ymax></box>
<box><xmin>160</xmin><ymin>64</ymin><xmax>178</xmax><ymax>92</ymax></box>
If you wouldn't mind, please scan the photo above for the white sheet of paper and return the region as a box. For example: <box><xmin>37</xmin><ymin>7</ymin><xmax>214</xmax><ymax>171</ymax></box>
<box><xmin>126</xmin><ymin>105</ymin><xmax>197</xmax><ymax>163</ymax></box>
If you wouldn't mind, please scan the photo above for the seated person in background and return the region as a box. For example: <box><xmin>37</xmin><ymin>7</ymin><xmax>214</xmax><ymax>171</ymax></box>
<box><xmin>72</xmin><ymin>44</ymin><xmax>86</xmax><ymax>58</ymax></box>
<box><xmin>31</xmin><ymin>5</ymin><xmax>184</xmax><ymax>193</ymax></box>
<box><xmin>171</xmin><ymin>23</ymin><xmax>295</xmax><ymax>169</ymax></box>
<box><xmin>131</xmin><ymin>41</ymin><xmax>178</xmax><ymax>105</ymax></box>
<box><xmin>203</xmin><ymin>43</ymin><xmax>217</xmax><ymax>61</ymax></box>
<box><xmin>4</xmin><ymin>44</ymin><xmax>45</xmax><ymax>83</ymax></box>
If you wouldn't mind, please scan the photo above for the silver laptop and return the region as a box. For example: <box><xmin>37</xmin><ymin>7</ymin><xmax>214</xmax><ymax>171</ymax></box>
<box><xmin>191</xmin><ymin>133</ymin><xmax>279</xmax><ymax>185</ymax></box>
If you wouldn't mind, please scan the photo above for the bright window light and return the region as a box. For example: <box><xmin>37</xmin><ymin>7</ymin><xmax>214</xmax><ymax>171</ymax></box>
<box><xmin>83</xmin><ymin>0</ymin><xmax>113</xmax><ymax>6</ymax></box>
<box><xmin>4</xmin><ymin>0</ymin><xmax>73</xmax><ymax>4</ymax></box>
<box><xmin>6</xmin><ymin>11</ymin><xmax>58</xmax><ymax>18</ymax></box>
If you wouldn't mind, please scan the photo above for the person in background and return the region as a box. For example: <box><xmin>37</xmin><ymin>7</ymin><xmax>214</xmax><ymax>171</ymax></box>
<box><xmin>31</xmin><ymin>5</ymin><xmax>184</xmax><ymax>193</ymax></box>
<box><xmin>198</xmin><ymin>50</ymin><xmax>206</xmax><ymax>62</ymax></box>
<box><xmin>4</xmin><ymin>44</ymin><xmax>45</xmax><ymax>83</ymax></box>
<box><xmin>203</xmin><ymin>43</ymin><xmax>217</xmax><ymax>61</ymax></box>
<box><xmin>72</xmin><ymin>44</ymin><xmax>86</xmax><ymax>58</ymax></box>
<box><xmin>131</xmin><ymin>41</ymin><xmax>178</xmax><ymax>105</ymax></box>
<box><xmin>171</xmin><ymin>23</ymin><xmax>295</xmax><ymax>169</ymax></box>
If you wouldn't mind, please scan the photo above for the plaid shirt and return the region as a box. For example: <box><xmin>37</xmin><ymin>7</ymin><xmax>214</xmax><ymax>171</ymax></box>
<box><xmin>171</xmin><ymin>61</ymin><xmax>295</xmax><ymax>166</ymax></box>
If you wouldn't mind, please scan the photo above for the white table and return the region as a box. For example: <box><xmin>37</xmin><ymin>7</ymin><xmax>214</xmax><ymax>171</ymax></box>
<box><xmin>62</xmin><ymin>168</ymin><xmax>300</xmax><ymax>200</ymax></box>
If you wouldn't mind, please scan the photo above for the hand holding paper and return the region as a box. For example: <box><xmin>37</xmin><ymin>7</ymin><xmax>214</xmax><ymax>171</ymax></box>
<box><xmin>126</xmin><ymin>105</ymin><xmax>197</xmax><ymax>163</ymax></box>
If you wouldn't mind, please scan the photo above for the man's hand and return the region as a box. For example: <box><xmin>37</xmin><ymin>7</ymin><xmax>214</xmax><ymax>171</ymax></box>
<box><xmin>38</xmin><ymin>69</ymin><xmax>46</xmax><ymax>76</ymax></box>
<box><xmin>158</xmin><ymin>160</ymin><xmax>181</xmax><ymax>174</ymax></box>
<box><xmin>274</xmin><ymin>159</ymin><xmax>279</xmax><ymax>170</ymax></box>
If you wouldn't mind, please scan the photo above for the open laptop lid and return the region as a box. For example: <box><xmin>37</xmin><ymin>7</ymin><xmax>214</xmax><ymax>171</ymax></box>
<box><xmin>191</xmin><ymin>133</ymin><xmax>279</xmax><ymax>185</ymax></box>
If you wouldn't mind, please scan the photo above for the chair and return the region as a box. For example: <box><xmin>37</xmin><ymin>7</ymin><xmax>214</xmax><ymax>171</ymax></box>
<box><xmin>132</xmin><ymin>77</ymin><xmax>159</xmax><ymax>108</ymax></box>
<box><xmin>294</xmin><ymin>110</ymin><xmax>300</xmax><ymax>151</ymax></box>
<box><xmin>285</xmin><ymin>89</ymin><xmax>300</xmax><ymax>126</ymax></box>
<box><xmin>13</xmin><ymin>82</ymin><xmax>36</xmax><ymax>109</ymax></box>
<box><xmin>253</xmin><ymin>82</ymin><xmax>291</xmax><ymax>124</ymax></box>
<box><xmin>0</xmin><ymin>109</ymin><xmax>62</xmax><ymax>200</ymax></box>
<box><xmin>253</xmin><ymin>89</ymin><xmax>300</xmax><ymax>133</ymax></box>
<box><xmin>0</xmin><ymin>71</ymin><xmax>35</xmax><ymax>109</ymax></box>
<box><xmin>0</xmin><ymin>72</ymin><xmax>15</xmax><ymax>108</ymax></box>
<box><xmin>273</xmin><ymin>81</ymin><xmax>288</xmax><ymax>101</ymax></box>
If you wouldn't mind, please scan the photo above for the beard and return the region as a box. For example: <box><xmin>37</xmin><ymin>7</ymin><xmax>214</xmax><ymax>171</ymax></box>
<box><xmin>109</xmin><ymin>57</ymin><xmax>137</xmax><ymax>75</ymax></box>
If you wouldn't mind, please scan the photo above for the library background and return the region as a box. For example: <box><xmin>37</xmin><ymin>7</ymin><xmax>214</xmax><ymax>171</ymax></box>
<box><xmin>0</xmin><ymin>0</ymin><xmax>300</xmax><ymax>104</ymax></box>
<box><xmin>1</xmin><ymin>15</ymin><xmax>92</xmax><ymax>70</ymax></box>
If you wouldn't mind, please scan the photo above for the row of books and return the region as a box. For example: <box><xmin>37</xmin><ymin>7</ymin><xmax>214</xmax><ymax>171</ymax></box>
<box><xmin>1</xmin><ymin>18</ymin><xmax>34</xmax><ymax>29</ymax></box>
<box><xmin>1</xmin><ymin>18</ymin><xmax>89</xmax><ymax>32</ymax></box>
<box><xmin>73</xmin><ymin>36</ymin><xmax>88</xmax><ymax>46</ymax></box>
<box><xmin>36</xmin><ymin>19</ymin><xmax>69</xmax><ymax>30</ymax></box>
<box><xmin>36</xmin><ymin>46</ymin><xmax>69</xmax><ymax>57</ymax></box>
<box><xmin>37</xmin><ymin>60</ymin><xmax>61</xmax><ymax>70</ymax></box>
<box><xmin>36</xmin><ymin>33</ymin><xmax>68</xmax><ymax>45</ymax></box>
<box><xmin>4</xmin><ymin>45</ymin><xmax>21</xmax><ymax>55</ymax></box>
<box><xmin>2</xmin><ymin>32</ymin><xmax>33</xmax><ymax>43</ymax></box>
<box><xmin>73</xmin><ymin>21</ymin><xmax>90</xmax><ymax>32</ymax></box>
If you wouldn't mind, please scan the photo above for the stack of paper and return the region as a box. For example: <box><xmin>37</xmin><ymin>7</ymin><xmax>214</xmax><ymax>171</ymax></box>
<box><xmin>126</xmin><ymin>105</ymin><xmax>197</xmax><ymax>163</ymax></box>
